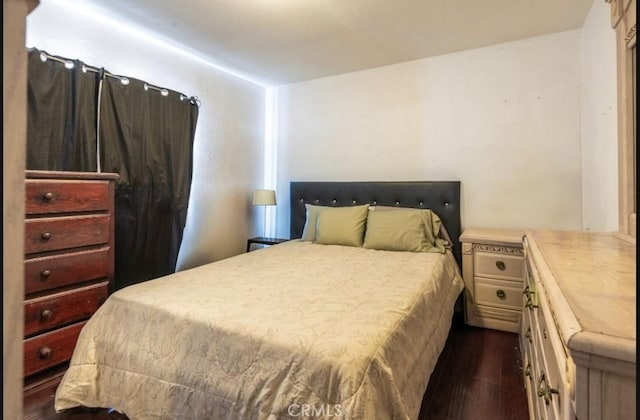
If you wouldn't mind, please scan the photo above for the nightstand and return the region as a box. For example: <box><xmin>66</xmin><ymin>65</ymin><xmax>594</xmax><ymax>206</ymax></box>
<box><xmin>459</xmin><ymin>228</ymin><xmax>525</xmax><ymax>333</ymax></box>
<box><xmin>246</xmin><ymin>237</ymin><xmax>288</xmax><ymax>252</ymax></box>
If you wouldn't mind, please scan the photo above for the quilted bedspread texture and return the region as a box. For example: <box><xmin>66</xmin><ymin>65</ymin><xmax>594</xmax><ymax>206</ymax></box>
<box><xmin>55</xmin><ymin>241</ymin><xmax>463</xmax><ymax>419</ymax></box>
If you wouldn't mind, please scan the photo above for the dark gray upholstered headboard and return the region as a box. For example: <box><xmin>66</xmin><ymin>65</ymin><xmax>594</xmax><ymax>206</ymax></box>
<box><xmin>290</xmin><ymin>181</ymin><xmax>462</xmax><ymax>266</ymax></box>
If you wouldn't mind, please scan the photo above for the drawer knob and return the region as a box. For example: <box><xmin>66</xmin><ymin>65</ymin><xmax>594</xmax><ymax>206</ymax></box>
<box><xmin>40</xmin><ymin>269</ymin><xmax>51</xmax><ymax>279</ymax></box>
<box><xmin>525</xmin><ymin>327</ymin><xmax>532</xmax><ymax>343</ymax></box>
<box><xmin>495</xmin><ymin>261</ymin><xmax>506</xmax><ymax>271</ymax></box>
<box><xmin>537</xmin><ymin>372</ymin><xmax>559</xmax><ymax>405</ymax></box>
<box><xmin>41</xmin><ymin>232</ymin><xmax>52</xmax><ymax>241</ymax></box>
<box><xmin>42</xmin><ymin>192</ymin><xmax>54</xmax><ymax>202</ymax></box>
<box><xmin>40</xmin><ymin>309</ymin><xmax>53</xmax><ymax>321</ymax></box>
<box><xmin>525</xmin><ymin>363</ymin><xmax>532</xmax><ymax>378</ymax></box>
<box><xmin>496</xmin><ymin>289</ymin><xmax>507</xmax><ymax>300</ymax></box>
<box><xmin>38</xmin><ymin>346</ymin><xmax>52</xmax><ymax>360</ymax></box>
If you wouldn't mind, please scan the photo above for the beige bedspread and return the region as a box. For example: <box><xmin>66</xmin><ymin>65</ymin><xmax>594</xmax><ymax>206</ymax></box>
<box><xmin>55</xmin><ymin>241</ymin><xmax>463</xmax><ymax>419</ymax></box>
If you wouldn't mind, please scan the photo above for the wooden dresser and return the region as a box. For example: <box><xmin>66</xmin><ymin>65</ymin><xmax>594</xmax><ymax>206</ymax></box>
<box><xmin>521</xmin><ymin>229</ymin><xmax>636</xmax><ymax>420</ymax></box>
<box><xmin>23</xmin><ymin>170</ymin><xmax>118</xmax><ymax>413</ymax></box>
<box><xmin>460</xmin><ymin>228</ymin><xmax>525</xmax><ymax>333</ymax></box>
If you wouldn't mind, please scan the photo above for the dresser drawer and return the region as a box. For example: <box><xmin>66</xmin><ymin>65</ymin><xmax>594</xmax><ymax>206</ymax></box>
<box><xmin>25</xmin><ymin>247</ymin><xmax>110</xmax><ymax>295</ymax></box>
<box><xmin>474</xmin><ymin>277</ymin><xmax>523</xmax><ymax>310</ymax></box>
<box><xmin>24</xmin><ymin>321</ymin><xmax>86</xmax><ymax>377</ymax></box>
<box><xmin>535</xmin><ymin>302</ymin><xmax>566</xmax><ymax>420</ymax></box>
<box><xmin>521</xmin><ymin>303</ymin><xmax>532</xmax><ymax>355</ymax></box>
<box><xmin>474</xmin><ymin>251</ymin><xmax>523</xmax><ymax>280</ymax></box>
<box><xmin>26</xmin><ymin>179</ymin><xmax>110</xmax><ymax>215</ymax></box>
<box><xmin>532</xmin><ymin>351</ymin><xmax>562</xmax><ymax>420</ymax></box>
<box><xmin>523</xmin><ymin>342</ymin><xmax>539</xmax><ymax>420</ymax></box>
<box><xmin>25</xmin><ymin>214</ymin><xmax>109</xmax><ymax>254</ymax></box>
<box><xmin>24</xmin><ymin>282</ymin><xmax>108</xmax><ymax>337</ymax></box>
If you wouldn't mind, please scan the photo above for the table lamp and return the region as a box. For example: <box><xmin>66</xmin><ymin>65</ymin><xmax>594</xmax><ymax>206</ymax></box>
<box><xmin>252</xmin><ymin>189</ymin><xmax>276</xmax><ymax>238</ymax></box>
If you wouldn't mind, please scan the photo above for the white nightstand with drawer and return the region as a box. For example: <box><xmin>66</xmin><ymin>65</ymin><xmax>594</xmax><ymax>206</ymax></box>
<box><xmin>459</xmin><ymin>228</ymin><xmax>525</xmax><ymax>333</ymax></box>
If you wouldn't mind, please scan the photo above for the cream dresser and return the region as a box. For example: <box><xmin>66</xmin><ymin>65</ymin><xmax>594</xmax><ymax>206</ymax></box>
<box><xmin>460</xmin><ymin>228</ymin><xmax>525</xmax><ymax>333</ymax></box>
<box><xmin>521</xmin><ymin>229</ymin><xmax>636</xmax><ymax>420</ymax></box>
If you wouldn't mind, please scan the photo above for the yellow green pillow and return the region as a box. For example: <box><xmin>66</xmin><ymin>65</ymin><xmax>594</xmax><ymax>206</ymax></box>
<box><xmin>363</xmin><ymin>210</ymin><xmax>430</xmax><ymax>252</ymax></box>
<box><xmin>366</xmin><ymin>206</ymin><xmax>446</xmax><ymax>253</ymax></box>
<box><xmin>301</xmin><ymin>204</ymin><xmax>325</xmax><ymax>241</ymax></box>
<box><xmin>315</xmin><ymin>205</ymin><xmax>370</xmax><ymax>247</ymax></box>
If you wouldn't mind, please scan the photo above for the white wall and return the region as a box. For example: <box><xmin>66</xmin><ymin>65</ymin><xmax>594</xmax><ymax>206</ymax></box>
<box><xmin>580</xmin><ymin>1</ymin><xmax>618</xmax><ymax>232</ymax></box>
<box><xmin>27</xmin><ymin>0</ymin><xmax>266</xmax><ymax>269</ymax></box>
<box><xmin>274</xmin><ymin>31</ymin><xmax>583</xmax><ymax>237</ymax></box>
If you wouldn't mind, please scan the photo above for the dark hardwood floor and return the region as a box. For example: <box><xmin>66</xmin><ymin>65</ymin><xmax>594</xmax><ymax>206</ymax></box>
<box><xmin>25</xmin><ymin>317</ymin><xmax>528</xmax><ymax>419</ymax></box>
<box><xmin>419</xmin><ymin>317</ymin><xmax>529</xmax><ymax>420</ymax></box>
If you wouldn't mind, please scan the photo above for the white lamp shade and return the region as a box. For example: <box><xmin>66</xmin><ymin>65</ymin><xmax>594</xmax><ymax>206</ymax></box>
<box><xmin>252</xmin><ymin>189</ymin><xmax>276</xmax><ymax>206</ymax></box>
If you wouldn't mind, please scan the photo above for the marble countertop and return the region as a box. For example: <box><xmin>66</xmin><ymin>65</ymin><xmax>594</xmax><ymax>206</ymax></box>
<box><xmin>526</xmin><ymin>229</ymin><xmax>636</xmax><ymax>362</ymax></box>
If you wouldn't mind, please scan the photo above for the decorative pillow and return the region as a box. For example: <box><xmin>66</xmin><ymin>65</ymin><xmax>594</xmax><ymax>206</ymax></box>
<box><xmin>315</xmin><ymin>205</ymin><xmax>370</xmax><ymax>247</ymax></box>
<box><xmin>301</xmin><ymin>204</ymin><xmax>326</xmax><ymax>241</ymax></box>
<box><xmin>367</xmin><ymin>206</ymin><xmax>447</xmax><ymax>253</ymax></box>
<box><xmin>363</xmin><ymin>210</ymin><xmax>430</xmax><ymax>252</ymax></box>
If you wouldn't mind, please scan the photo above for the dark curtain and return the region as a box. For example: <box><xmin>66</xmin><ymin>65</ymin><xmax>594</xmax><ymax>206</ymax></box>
<box><xmin>27</xmin><ymin>49</ymin><xmax>99</xmax><ymax>171</ymax></box>
<box><xmin>26</xmin><ymin>48</ymin><xmax>199</xmax><ymax>290</ymax></box>
<box><xmin>100</xmin><ymin>77</ymin><xmax>199</xmax><ymax>289</ymax></box>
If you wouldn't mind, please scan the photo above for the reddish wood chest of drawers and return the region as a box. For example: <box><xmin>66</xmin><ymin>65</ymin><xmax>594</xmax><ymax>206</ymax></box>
<box><xmin>23</xmin><ymin>170</ymin><xmax>118</xmax><ymax>406</ymax></box>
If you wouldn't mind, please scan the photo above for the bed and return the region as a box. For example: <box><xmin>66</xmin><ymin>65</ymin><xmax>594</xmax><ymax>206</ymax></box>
<box><xmin>55</xmin><ymin>181</ymin><xmax>464</xmax><ymax>419</ymax></box>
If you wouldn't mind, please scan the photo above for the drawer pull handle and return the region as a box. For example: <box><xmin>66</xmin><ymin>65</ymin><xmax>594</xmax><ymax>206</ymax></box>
<box><xmin>41</xmin><ymin>232</ymin><xmax>52</xmax><ymax>241</ymax></box>
<box><xmin>40</xmin><ymin>309</ymin><xmax>53</xmax><ymax>321</ymax></box>
<box><xmin>537</xmin><ymin>372</ymin><xmax>559</xmax><ymax>405</ymax></box>
<box><xmin>495</xmin><ymin>261</ymin><xmax>506</xmax><ymax>271</ymax></box>
<box><xmin>525</xmin><ymin>327</ymin><xmax>532</xmax><ymax>343</ymax></box>
<box><xmin>524</xmin><ymin>288</ymin><xmax>538</xmax><ymax>310</ymax></box>
<box><xmin>38</xmin><ymin>346</ymin><xmax>52</xmax><ymax>360</ymax></box>
<box><xmin>496</xmin><ymin>289</ymin><xmax>507</xmax><ymax>300</ymax></box>
<box><xmin>42</xmin><ymin>192</ymin><xmax>54</xmax><ymax>202</ymax></box>
<box><xmin>40</xmin><ymin>269</ymin><xmax>51</xmax><ymax>279</ymax></box>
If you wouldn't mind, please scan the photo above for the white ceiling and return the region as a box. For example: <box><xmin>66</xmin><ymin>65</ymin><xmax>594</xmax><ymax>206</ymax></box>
<box><xmin>77</xmin><ymin>0</ymin><xmax>594</xmax><ymax>86</ymax></box>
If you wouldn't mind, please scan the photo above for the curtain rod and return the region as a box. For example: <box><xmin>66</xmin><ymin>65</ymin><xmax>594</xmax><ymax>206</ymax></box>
<box><xmin>33</xmin><ymin>49</ymin><xmax>200</xmax><ymax>106</ymax></box>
